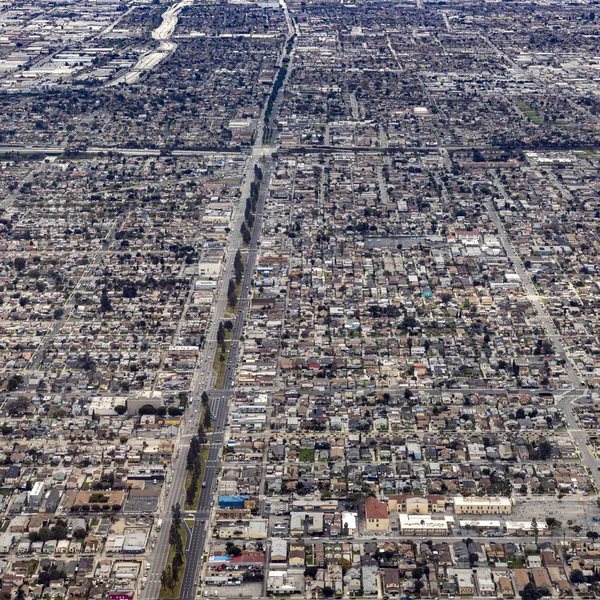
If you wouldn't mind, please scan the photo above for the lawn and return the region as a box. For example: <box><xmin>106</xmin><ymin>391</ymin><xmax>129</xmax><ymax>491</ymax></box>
<box><xmin>212</xmin><ymin>339</ymin><xmax>231</xmax><ymax>390</ymax></box>
<box><xmin>184</xmin><ymin>445</ymin><xmax>209</xmax><ymax>511</ymax></box>
<box><xmin>159</xmin><ymin>525</ymin><xmax>187</xmax><ymax>599</ymax></box>
<box><xmin>515</xmin><ymin>101</ymin><xmax>543</xmax><ymax>125</ymax></box>
<box><xmin>506</xmin><ymin>557</ymin><xmax>524</xmax><ymax>568</ymax></box>
<box><xmin>299</xmin><ymin>448</ymin><xmax>315</xmax><ymax>462</ymax></box>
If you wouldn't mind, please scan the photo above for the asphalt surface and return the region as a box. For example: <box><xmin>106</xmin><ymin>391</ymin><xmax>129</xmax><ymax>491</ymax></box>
<box><xmin>178</xmin><ymin>161</ymin><xmax>272</xmax><ymax>600</ymax></box>
<box><xmin>142</xmin><ymin>145</ymin><xmax>266</xmax><ymax>599</ymax></box>
<box><xmin>485</xmin><ymin>180</ymin><xmax>600</xmax><ymax>490</ymax></box>
<box><xmin>107</xmin><ymin>0</ymin><xmax>192</xmax><ymax>86</ymax></box>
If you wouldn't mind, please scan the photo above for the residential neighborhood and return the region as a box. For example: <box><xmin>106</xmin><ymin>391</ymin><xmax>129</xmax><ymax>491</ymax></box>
<box><xmin>0</xmin><ymin>0</ymin><xmax>599</xmax><ymax>598</ymax></box>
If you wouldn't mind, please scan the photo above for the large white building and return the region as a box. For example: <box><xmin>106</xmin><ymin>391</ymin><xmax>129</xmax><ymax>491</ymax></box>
<box><xmin>28</xmin><ymin>481</ymin><xmax>45</xmax><ymax>509</ymax></box>
<box><xmin>398</xmin><ymin>513</ymin><xmax>453</xmax><ymax>535</ymax></box>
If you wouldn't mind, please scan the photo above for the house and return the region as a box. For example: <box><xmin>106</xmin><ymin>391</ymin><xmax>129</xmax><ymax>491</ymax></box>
<box><xmin>271</xmin><ymin>539</ymin><xmax>287</xmax><ymax>563</ymax></box>
<box><xmin>382</xmin><ymin>568</ymin><xmax>400</xmax><ymax>595</ymax></box>
<box><xmin>454</xmin><ymin>570</ymin><xmax>474</xmax><ymax>595</ymax></box>
<box><xmin>362</xmin><ymin>566</ymin><xmax>378</xmax><ymax>595</ymax></box>
<box><xmin>476</xmin><ymin>568</ymin><xmax>495</xmax><ymax>596</ymax></box>
<box><xmin>513</xmin><ymin>569</ymin><xmax>531</xmax><ymax>591</ymax></box>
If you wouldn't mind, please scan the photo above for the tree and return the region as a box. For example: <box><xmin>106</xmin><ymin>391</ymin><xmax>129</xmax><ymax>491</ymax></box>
<box><xmin>6</xmin><ymin>392</ymin><xmax>27</xmax><ymax>412</ymax></box>
<box><xmin>161</xmin><ymin>567</ymin><xmax>173</xmax><ymax>591</ymax></box>
<box><xmin>169</xmin><ymin>522</ymin><xmax>181</xmax><ymax>548</ymax></box>
<box><xmin>201</xmin><ymin>391</ymin><xmax>209</xmax><ymax>406</ymax></box>
<box><xmin>570</xmin><ymin>569</ymin><xmax>585</xmax><ymax>584</ymax></box>
<box><xmin>37</xmin><ymin>567</ymin><xmax>67</xmax><ymax>586</ymax></box>
<box><xmin>227</xmin><ymin>278</ymin><xmax>238</xmax><ymax>308</ymax></box>
<box><xmin>234</xmin><ymin>250</ymin><xmax>244</xmax><ymax>284</ymax></box>
<box><xmin>51</xmin><ymin>524</ymin><xmax>68</xmax><ymax>540</ymax></box>
<box><xmin>123</xmin><ymin>285</ymin><xmax>137</xmax><ymax>299</ymax></box>
<box><xmin>203</xmin><ymin>407</ymin><xmax>212</xmax><ymax>429</ymax></box>
<box><xmin>217</xmin><ymin>322</ymin><xmax>225</xmax><ymax>348</ymax></box>
<box><xmin>14</xmin><ymin>256</ymin><xmax>26</xmax><ymax>272</ymax></box>
<box><xmin>323</xmin><ymin>586</ymin><xmax>334</xmax><ymax>598</ymax></box>
<box><xmin>586</xmin><ymin>530</ymin><xmax>599</xmax><ymax>540</ymax></box>
<box><xmin>100</xmin><ymin>289</ymin><xmax>112</xmax><ymax>313</ymax></box>
<box><xmin>172</xmin><ymin>503</ymin><xmax>181</xmax><ymax>526</ymax></box>
<box><xmin>305</xmin><ymin>566</ymin><xmax>318</xmax><ymax>578</ymax></box>
<box><xmin>241</xmin><ymin>222</ymin><xmax>251</xmax><ymax>244</ymax></box>
<box><xmin>532</xmin><ymin>517</ymin><xmax>539</xmax><ymax>546</ymax></box>
<box><xmin>197</xmin><ymin>424</ymin><xmax>207</xmax><ymax>444</ymax></box>
<box><xmin>114</xmin><ymin>405</ymin><xmax>127</xmax><ymax>415</ymax></box>
<box><xmin>520</xmin><ymin>582</ymin><xmax>546</xmax><ymax>600</ymax></box>
<box><xmin>138</xmin><ymin>404</ymin><xmax>157</xmax><ymax>415</ymax></box>
<box><xmin>537</xmin><ymin>440</ymin><xmax>553</xmax><ymax>460</ymax></box>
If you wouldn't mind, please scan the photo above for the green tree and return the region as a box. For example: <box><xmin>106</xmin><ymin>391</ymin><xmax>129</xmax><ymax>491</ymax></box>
<box><xmin>537</xmin><ymin>440</ymin><xmax>553</xmax><ymax>460</ymax></box>
<box><xmin>100</xmin><ymin>289</ymin><xmax>112</xmax><ymax>313</ymax></box>
<box><xmin>234</xmin><ymin>250</ymin><xmax>244</xmax><ymax>284</ymax></box>
<box><xmin>532</xmin><ymin>517</ymin><xmax>539</xmax><ymax>546</ymax></box>
<box><xmin>570</xmin><ymin>569</ymin><xmax>585</xmax><ymax>584</ymax></box>
<box><xmin>203</xmin><ymin>407</ymin><xmax>212</xmax><ymax>429</ymax></box>
<box><xmin>14</xmin><ymin>256</ymin><xmax>26</xmax><ymax>272</ymax></box>
<box><xmin>241</xmin><ymin>222</ymin><xmax>251</xmax><ymax>244</ymax></box>
<box><xmin>217</xmin><ymin>322</ymin><xmax>225</xmax><ymax>349</ymax></box>
<box><xmin>7</xmin><ymin>375</ymin><xmax>28</xmax><ymax>396</ymax></box>
<box><xmin>172</xmin><ymin>503</ymin><xmax>181</xmax><ymax>526</ymax></box>
<box><xmin>161</xmin><ymin>567</ymin><xmax>173</xmax><ymax>591</ymax></box>
<box><xmin>227</xmin><ymin>278</ymin><xmax>238</xmax><ymax>308</ymax></box>
<box><xmin>197</xmin><ymin>424</ymin><xmax>207</xmax><ymax>444</ymax></box>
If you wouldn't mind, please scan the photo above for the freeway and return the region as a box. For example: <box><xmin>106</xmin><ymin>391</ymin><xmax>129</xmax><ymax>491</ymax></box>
<box><xmin>107</xmin><ymin>0</ymin><xmax>193</xmax><ymax>87</ymax></box>
<box><xmin>10</xmin><ymin>142</ymin><xmax>600</xmax><ymax>159</ymax></box>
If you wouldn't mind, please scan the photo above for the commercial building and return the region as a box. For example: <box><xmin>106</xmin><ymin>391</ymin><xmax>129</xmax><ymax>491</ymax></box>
<box><xmin>398</xmin><ymin>514</ymin><xmax>451</xmax><ymax>535</ymax></box>
<box><xmin>388</xmin><ymin>494</ymin><xmax>446</xmax><ymax>514</ymax></box>
<box><xmin>453</xmin><ymin>496</ymin><xmax>512</xmax><ymax>515</ymax></box>
<box><xmin>364</xmin><ymin>497</ymin><xmax>389</xmax><ymax>531</ymax></box>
